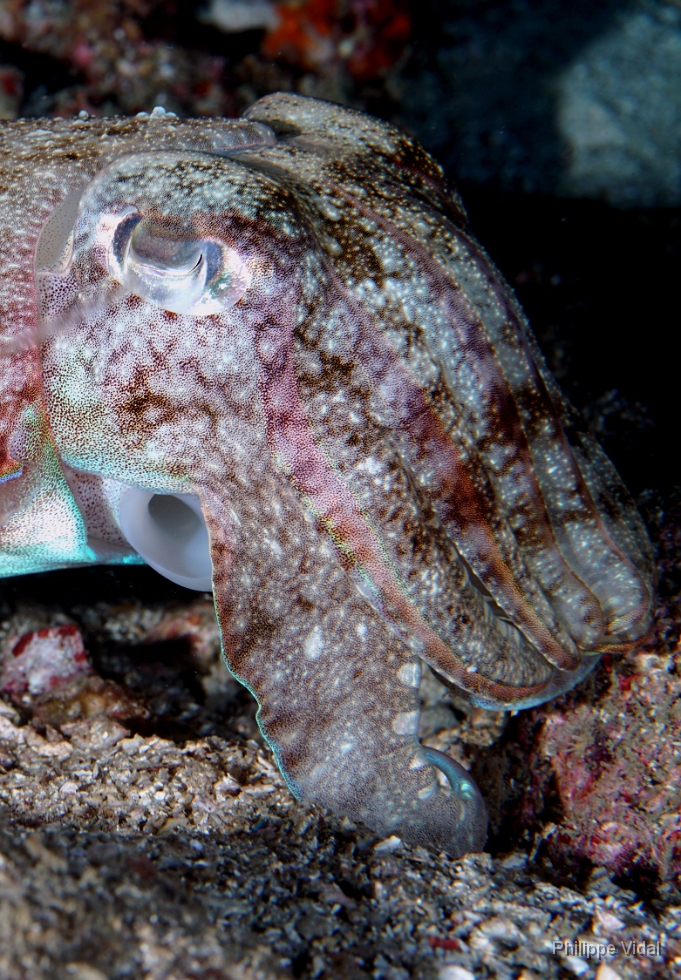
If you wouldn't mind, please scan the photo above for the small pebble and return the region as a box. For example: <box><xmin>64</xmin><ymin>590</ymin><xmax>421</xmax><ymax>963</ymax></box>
<box><xmin>374</xmin><ymin>834</ymin><xmax>403</xmax><ymax>853</ymax></box>
<box><xmin>439</xmin><ymin>967</ymin><xmax>475</xmax><ymax>980</ymax></box>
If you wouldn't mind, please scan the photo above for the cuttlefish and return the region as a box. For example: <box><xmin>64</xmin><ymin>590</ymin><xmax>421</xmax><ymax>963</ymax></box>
<box><xmin>0</xmin><ymin>95</ymin><xmax>654</xmax><ymax>855</ymax></box>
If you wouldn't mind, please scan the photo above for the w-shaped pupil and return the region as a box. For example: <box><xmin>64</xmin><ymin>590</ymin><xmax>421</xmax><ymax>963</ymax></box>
<box><xmin>130</xmin><ymin>224</ymin><xmax>203</xmax><ymax>275</ymax></box>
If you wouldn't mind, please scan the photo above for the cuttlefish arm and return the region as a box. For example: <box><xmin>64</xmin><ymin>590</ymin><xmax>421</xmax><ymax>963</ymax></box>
<box><xmin>201</xmin><ymin>476</ymin><xmax>487</xmax><ymax>853</ymax></box>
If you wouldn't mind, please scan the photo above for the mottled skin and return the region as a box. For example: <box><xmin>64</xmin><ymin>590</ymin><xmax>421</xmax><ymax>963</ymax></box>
<box><xmin>0</xmin><ymin>95</ymin><xmax>654</xmax><ymax>855</ymax></box>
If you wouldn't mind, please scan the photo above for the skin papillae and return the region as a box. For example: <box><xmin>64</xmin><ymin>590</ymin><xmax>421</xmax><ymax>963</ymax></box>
<box><xmin>0</xmin><ymin>94</ymin><xmax>654</xmax><ymax>856</ymax></box>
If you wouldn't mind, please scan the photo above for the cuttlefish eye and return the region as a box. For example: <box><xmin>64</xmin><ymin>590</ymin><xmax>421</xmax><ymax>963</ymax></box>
<box><xmin>108</xmin><ymin>210</ymin><xmax>252</xmax><ymax>315</ymax></box>
<box><xmin>130</xmin><ymin>223</ymin><xmax>203</xmax><ymax>273</ymax></box>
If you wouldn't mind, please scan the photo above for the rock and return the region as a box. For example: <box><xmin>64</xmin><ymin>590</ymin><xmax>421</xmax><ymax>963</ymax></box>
<box><xmin>0</xmin><ymin>621</ymin><xmax>149</xmax><ymax>731</ymax></box>
<box><xmin>258</xmin><ymin>0</ymin><xmax>411</xmax><ymax>80</ymax></box>
<box><xmin>199</xmin><ymin>0</ymin><xmax>279</xmax><ymax>34</ymax></box>
<box><xmin>0</xmin><ymin>0</ymin><xmax>231</xmax><ymax>116</ymax></box>
<box><xmin>0</xmin><ymin>625</ymin><xmax>90</xmax><ymax>695</ymax></box>
<box><xmin>28</xmin><ymin>674</ymin><xmax>150</xmax><ymax>731</ymax></box>
<box><xmin>0</xmin><ymin>64</ymin><xmax>22</xmax><ymax>120</ymax></box>
<box><xmin>556</xmin><ymin>1</ymin><xmax>681</xmax><ymax>206</ymax></box>
<box><xmin>467</xmin><ymin>497</ymin><xmax>681</xmax><ymax>899</ymax></box>
<box><xmin>476</xmin><ymin>643</ymin><xmax>681</xmax><ymax>896</ymax></box>
<box><xmin>401</xmin><ymin>0</ymin><xmax>681</xmax><ymax>206</ymax></box>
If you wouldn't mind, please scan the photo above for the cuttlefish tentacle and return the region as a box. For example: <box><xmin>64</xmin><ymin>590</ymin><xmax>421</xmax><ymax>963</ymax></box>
<box><xmin>299</xmin><ymin>281</ymin><xmax>585</xmax><ymax>676</ymax></box>
<box><xmin>239</xmin><ymin>94</ymin><xmax>652</xmax><ymax>657</ymax></box>
<box><xmin>414</xmin><ymin>212</ymin><xmax>655</xmax><ymax>630</ymax></box>
<box><xmin>324</xmin><ymin>189</ymin><xmax>608</xmax><ymax>655</ymax></box>
<box><xmin>254</xmin><ymin>290</ymin><xmax>555</xmax><ymax>702</ymax></box>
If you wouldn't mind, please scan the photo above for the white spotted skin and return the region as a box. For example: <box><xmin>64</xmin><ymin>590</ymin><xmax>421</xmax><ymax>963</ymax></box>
<box><xmin>0</xmin><ymin>95</ymin><xmax>655</xmax><ymax>857</ymax></box>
